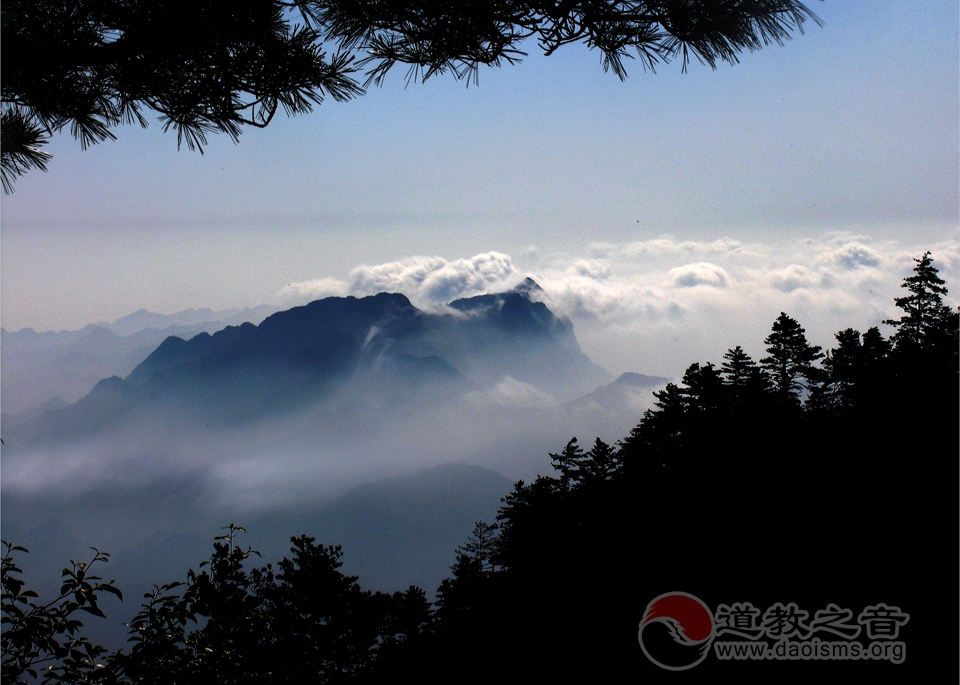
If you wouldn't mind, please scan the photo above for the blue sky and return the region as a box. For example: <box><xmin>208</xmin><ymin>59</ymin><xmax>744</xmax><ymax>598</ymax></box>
<box><xmin>2</xmin><ymin>1</ymin><xmax>957</xmax><ymax>377</ymax></box>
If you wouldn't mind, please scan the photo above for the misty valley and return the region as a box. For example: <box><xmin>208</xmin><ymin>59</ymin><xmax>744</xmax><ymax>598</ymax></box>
<box><xmin>1</xmin><ymin>282</ymin><xmax>664</xmax><ymax>646</ymax></box>
<box><xmin>2</xmin><ymin>257</ymin><xmax>957</xmax><ymax>682</ymax></box>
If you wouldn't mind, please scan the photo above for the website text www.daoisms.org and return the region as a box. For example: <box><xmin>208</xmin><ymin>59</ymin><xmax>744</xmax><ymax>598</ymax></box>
<box><xmin>637</xmin><ymin>592</ymin><xmax>909</xmax><ymax>671</ymax></box>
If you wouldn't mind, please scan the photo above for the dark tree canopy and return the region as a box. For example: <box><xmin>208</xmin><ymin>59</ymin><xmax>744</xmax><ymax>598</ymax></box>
<box><xmin>760</xmin><ymin>311</ymin><xmax>823</xmax><ymax>405</ymax></box>
<box><xmin>1</xmin><ymin>0</ymin><xmax>823</xmax><ymax>190</ymax></box>
<box><xmin>0</xmin><ymin>0</ymin><xmax>363</xmax><ymax>192</ymax></box>
<box><xmin>1</xmin><ymin>543</ymin><xmax>122</xmax><ymax>684</ymax></box>
<box><xmin>319</xmin><ymin>0</ymin><xmax>824</xmax><ymax>83</ymax></box>
<box><xmin>720</xmin><ymin>345</ymin><xmax>756</xmax><ymax>387</ymax></box>
<box><xmin>883</xmin><ymin>251</ymin><xmax>955</xmax><ymax>353</ymax></box>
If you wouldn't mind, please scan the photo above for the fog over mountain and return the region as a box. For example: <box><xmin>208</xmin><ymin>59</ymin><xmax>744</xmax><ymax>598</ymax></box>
<box><xmin>2</xmin><ymin>281</ymin><xmax>664</xmax><ymax>510</ymax></box>
<box><xmin>1</xmin><ymin>280</ymin><xmax>664</xmax><ymax>646</ymax></box>
<box><xmin>2</xmin><ymin>460</ymin><xmax>512</xmax><ymax>651</ymax></box>
<box><xmin>5</xmin><ymin>279</ymin><xmax>610</xmax><ymax>442</ymax></box>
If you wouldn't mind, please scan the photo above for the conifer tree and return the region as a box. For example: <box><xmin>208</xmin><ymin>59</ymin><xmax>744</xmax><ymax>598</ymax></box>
<box><xmin>680</xmin><ymin>362</ymin><xmax>725</xmax><ymax>413</ymax></box>
<box><xmin>860</xmin><ymin>326</ymin><xmax>892</xmax><ymax>364</ymax></box>
<box><xmin>883</xmin><ymin>252</ymin><xmax>956</xmax><ymax>355</ymax></box>
<box><xmin>721</xmin><ymin>346</ymin><xmax>757</xmax><ymax>388</ymax></box>
<box><xmin>548</xmin><ymin>437</ymin><xmax>619</xmax><ymax>488</ymax></box>
<box><xmin>821</xmin><ymin>328</ymin><xmax>863</xmax><ymax>412</ymax></box>
<box><xmin>457</xmin><ymin>522</ymin><xmax>500</xmax><ymax>574</ymax></box>
<box><xmin>549</xmin><ymin>438</ymin><xmax>585</xmax><ymax>488</ymax></box>
<box><xmin>635</xmin><ymin>382</ymin><xmax>687</xmax><ymax>449</ymax></box>
<box><xmin>760</xmin><ymin>313</ymin><xmax>823</xmax><ymax>405</ymax></box>
<box><xmin>721</xmin><ymin>345</ymin><xmax>771</xmax><ymax>408</ymax></box>
<box><xmin>582</xmin><ymin>437</ymin><xmax>619</xmax><ymax>485</ymax></box>
<box><xmin>434</xmin><ymin>522</ymin><xmax>500</xmax><ymax>622</ymax></box>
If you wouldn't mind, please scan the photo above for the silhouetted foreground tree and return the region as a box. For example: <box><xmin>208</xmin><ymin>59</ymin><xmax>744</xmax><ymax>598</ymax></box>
<box><xmin>760</xmin><ymin>312</ymin><xmax>824</xmax><ymax>405</ymax></box>
<box><xmin>0</xmin><ymin>0</ymin><xmax>363</xmax><ymax>192</ymax></box>
<box><xmin>385</xmin><ymin>251</ymin><xmax>957</xmax><ymax>680</ymax></box>
<box><xmin>114</xmin><ymin>526</ymin><xmax>430</xmax><ymax>684</ymax></box>
<box><xmin>3</xmin><ymin>528</ymin><xmax>429</xmax><ymax>684</ymax></box>
<box><xmin>2</xmin><ymin>0</ymin><xmax>823</xmax><ymax>190</ymax></box>
<box><xmin>2</xmin><ymin>542</ymin><xmax>122</xmax><ymax>684</ymax></box>
<box><xmin>884</xmin><ymin>252</ymin><xmax>954</xmax><ymax>350</ymax></box>
<box><xmin>320</xmin><ymin>0</ymin><xmax>823</xmax><ymax>83</ymax></box>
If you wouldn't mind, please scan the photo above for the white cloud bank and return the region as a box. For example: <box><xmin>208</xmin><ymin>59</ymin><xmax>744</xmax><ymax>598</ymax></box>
<box><xmin>279</xmin><ymin>232</ymin><xmax>959</xmax><ymax>379</ymax></box>
<box><xmin>282</xmin><ymin>252</ymin><xmax>518</xmax><ymax>307</ymax></box>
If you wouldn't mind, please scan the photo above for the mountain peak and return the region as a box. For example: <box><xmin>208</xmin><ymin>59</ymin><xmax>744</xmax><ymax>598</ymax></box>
<box><xmin>511</xmin><ymin>277</ymin><xmax>544</xmax><ymax>298</ymax></box>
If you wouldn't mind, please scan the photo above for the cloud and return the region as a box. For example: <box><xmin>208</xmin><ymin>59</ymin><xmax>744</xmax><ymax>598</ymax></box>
<box><xmin>279</xmin><ymin>252</ymin><xmax>519</xmax><ymax>308</ymax></box>
<box><xmin>347</xmin><ymin>256</ymin><xmax>448</xmax><ymax>296</ymax></box>
<box><xmin>544</xmin><ymin>277</ymin><xmax>684</xmax><ymax>325</ymax></box>
<box><xmin>767</xmin><ymin>264</ymin><xmax>820</xmax><ymax>292</ymax></box>
<box><xmin>827</xmin><ymin>242</ymin><xmax>883</xmax><ymax>270</ymax></box>
<box><xmin>617</xmin><ymin>236</ymin><xmax>749</xmax><ymax>259</ymax></box>
<box><xmin>668</xmin><ymin>262</ymin><xmax>730</xmax><ymax>288</ymax></box>
<box><xmin>348</xmin><ymin>252</ymin><xmax>519</xmax><ymax>304</ymax></box>
<box><xmin>276</xmin><ymin>231</ymin><xmax>959</xmax><ymax>378</ymax></box>
<box><xmin>418</xmin><ymin>252</ymin><xmax>517</xmax><ymax>302</ymax></box>
<box><xmin>572</xmin><ymin>259</ymin><xmax>612</xmax><ymax>280</ymax></box>
<box><xmin>464</xmin><ymin>376</ymin><xmax>557</xmax><ymax>409</ymax></box>
<box><xmin>928</xmin><ymin>237</ymin><xmax>960</xmax><ymax>276</ymax></box>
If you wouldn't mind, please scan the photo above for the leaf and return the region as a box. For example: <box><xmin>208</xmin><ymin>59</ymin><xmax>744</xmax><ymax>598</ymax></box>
<box><xmin>100</xmin><ymin>585</ymin><xmax>123</xmax><ymax>601</ymax></box>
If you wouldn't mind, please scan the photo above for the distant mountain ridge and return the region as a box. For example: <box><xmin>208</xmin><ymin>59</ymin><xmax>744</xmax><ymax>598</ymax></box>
<box><xmin>122</xmin><ymin>281</ymin><xmax>609</xmax><ymax>411</ymax></box>
<box><xmin>2</xmin><ymin>304</ymin><xmax>279</xmax><ymax>415</ymax></box>
<box><xmin>104</xmin><ymin>304</ymin><xmax>280</xmax><ymax>337</ymax></box>
<box><xmin>5</xmin><ymin>281</ymin><xmax>611</xmax><ymax>443</ymax></box>
<box><xmin>564</xmin><ymin>371</ymin><xmax>670</xmax><ymax>413</ymax></box>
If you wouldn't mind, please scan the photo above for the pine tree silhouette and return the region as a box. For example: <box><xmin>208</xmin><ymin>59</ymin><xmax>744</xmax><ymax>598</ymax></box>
<box><xmin>883</xmin><ymin>251</ymin><xmax>954</xmax><ymax>351</ymax></box>
<box><xmin>760</xmin><ymin>313</ymin><xmax>824</xmax><ymax>405</ymax></box>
